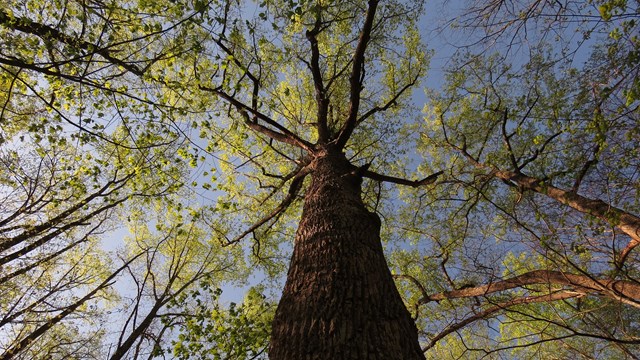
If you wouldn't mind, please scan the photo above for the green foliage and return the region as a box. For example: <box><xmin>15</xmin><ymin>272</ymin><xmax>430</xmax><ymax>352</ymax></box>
<box><xmin>166</xmin><ymin>284</ymin><xmax>274</xmax><ymax>360</ymax></box>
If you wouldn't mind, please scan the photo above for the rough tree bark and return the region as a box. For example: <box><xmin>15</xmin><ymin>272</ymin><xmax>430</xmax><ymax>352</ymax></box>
<box><xmin>269</xmin><ymin>146</ymin><xmax>425</xmax><ymax>359</ymax></box>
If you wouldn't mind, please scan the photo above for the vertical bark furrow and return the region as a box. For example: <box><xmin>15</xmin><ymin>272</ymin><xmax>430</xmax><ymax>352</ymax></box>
<box><xmin>269</xmin><ymin>150</ymin><xmax>424</xmax><ymax>359</ymax></box>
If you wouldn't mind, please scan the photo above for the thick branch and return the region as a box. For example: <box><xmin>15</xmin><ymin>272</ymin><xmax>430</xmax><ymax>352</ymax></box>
<box><xmin>421</xmin><ymin>270</ymin><xmax>640</xmax><ymax>308</ymax></box>
<box><xmin>448</xmin><ymin>131</ymin><xmax>640</xmax><ymax>265</ymax></box>
<box><xmin>494</xmin><ymin>170</ymin><xmax>640</xmax><ymax>265</ymax></box>
<box><xmin>363</xmin><ymin>170</ymin><xmax>443</xmax><ymax>187</ymax></box>
<box><xmin>305</xmin><ymin>8</ymin><xmax>330</xmax><ymax>142</ymax></box>
<box><xmin>335</xmin><ymin>0</ymin><xmax>379</xmax><ymax>149</ymax></box>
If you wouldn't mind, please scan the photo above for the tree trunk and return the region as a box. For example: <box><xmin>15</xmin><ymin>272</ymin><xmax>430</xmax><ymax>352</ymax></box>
<box><xmin>269</xmin><ymin>148</ymin><xmax>424</xmax><ymax>359</ymax></box>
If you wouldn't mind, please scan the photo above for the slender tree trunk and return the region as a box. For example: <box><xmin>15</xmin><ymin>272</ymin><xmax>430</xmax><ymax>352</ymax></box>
<box><xmin>269</xmin><ymin>148</ymin><xmax>424</xmax><ymax>359</ymax></box>
<box><xmin>109</xmin><ymin>302</ymin><xmax>163</xmax><ymax>360</ymax></box>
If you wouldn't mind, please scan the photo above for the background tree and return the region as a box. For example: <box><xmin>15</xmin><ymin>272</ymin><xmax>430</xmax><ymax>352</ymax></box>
<box><xmin>391</xmin><ymin>0</ymin><xmax>640</xmax><ymax>357</ymax></box>
<box><xmin>0</xmin><ymin>1</ymin><xmax>249</xmax><ymax>358</ymax></box>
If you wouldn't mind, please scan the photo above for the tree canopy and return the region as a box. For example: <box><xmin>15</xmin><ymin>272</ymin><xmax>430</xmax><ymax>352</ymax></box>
<box><xmin>0</xmin><ymin>0</ymin><xmax>638</xmax><ymax>358</ymax></box>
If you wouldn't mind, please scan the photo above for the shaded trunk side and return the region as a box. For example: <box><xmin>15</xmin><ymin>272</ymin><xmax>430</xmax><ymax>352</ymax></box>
<box><xmin>269</xmin><ymin>150</ymin><xmax>424</xmax><ymax>360</ymax></box>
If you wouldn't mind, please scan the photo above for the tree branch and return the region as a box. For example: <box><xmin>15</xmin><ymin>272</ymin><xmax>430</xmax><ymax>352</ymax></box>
<box><xmin>199</xmin><ymin>86</ymin><xmax>314</xmax><ymax>152</ymax></box>
<box><xmin>0</xmin><ymin>9</ymin><xmax>147</xmax><ymax>75</ymax></box>
<box><xmin>305</xmin><ymin>6</ymin><xmax>330</xmax><ymax>143</ymax></box>
<box><xmin>222</xmin><ymin>165</ymin><xmax>312</xmax><ymax>246</ymax></box>
<box><xmin>1</xmin><ymin>251</ymin><xmax>145</xmax><ymax>360</ymax></box>
<box><xmin>363</xmin><ymin>169</ymin><xmax>443</xmax><ymax>187</ymax></box>
<box><xmin>420</xmin><ymin>270</ymin><xmax>640</xmax><ymax>308</ymax></box>
<box><xmin>356</xmin><ymin>75</ymin><xmax>419</xmax><ymax>125</ymax></box>
<box><xmin>500</xmin><ymin>108</ymin><xmax>520</xmax><ymax>170</ymax></box>
<box><xmin>493</xmin><ymin>170</ymin><xmax>640</xmax><ymax>266</ymax></box>
<box><xmin>517</xmin><ymin>131</ymin><xmax>562</xmax><ymax>171</ymax></box>
<box><xmin>394</xmin><ymin>274</ymin><xmax>429</xmax><ymax>300</ymax></box>
<box><xmin>335</xmin><ymin>0</ymin><xmax>379</xmax><ymax>149</ymax></box>
<box><xmin>572</xmin><ymin>144</ymin><xmax>600</xmax><ymax>193</ymax></box>
<box><xmin>448</xmin><ymin>135</ymin><xmax>640</xmax><ymax>267</ymax></box>
<box><xmin>422</xmin><ymin>291</ymin><xmax>583</xmax><ymax>352</ymax></box>
<box><xmin>0</xmin><ymin>171</ymin><xmax>134</xmax><ymax>253</ymax></box>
